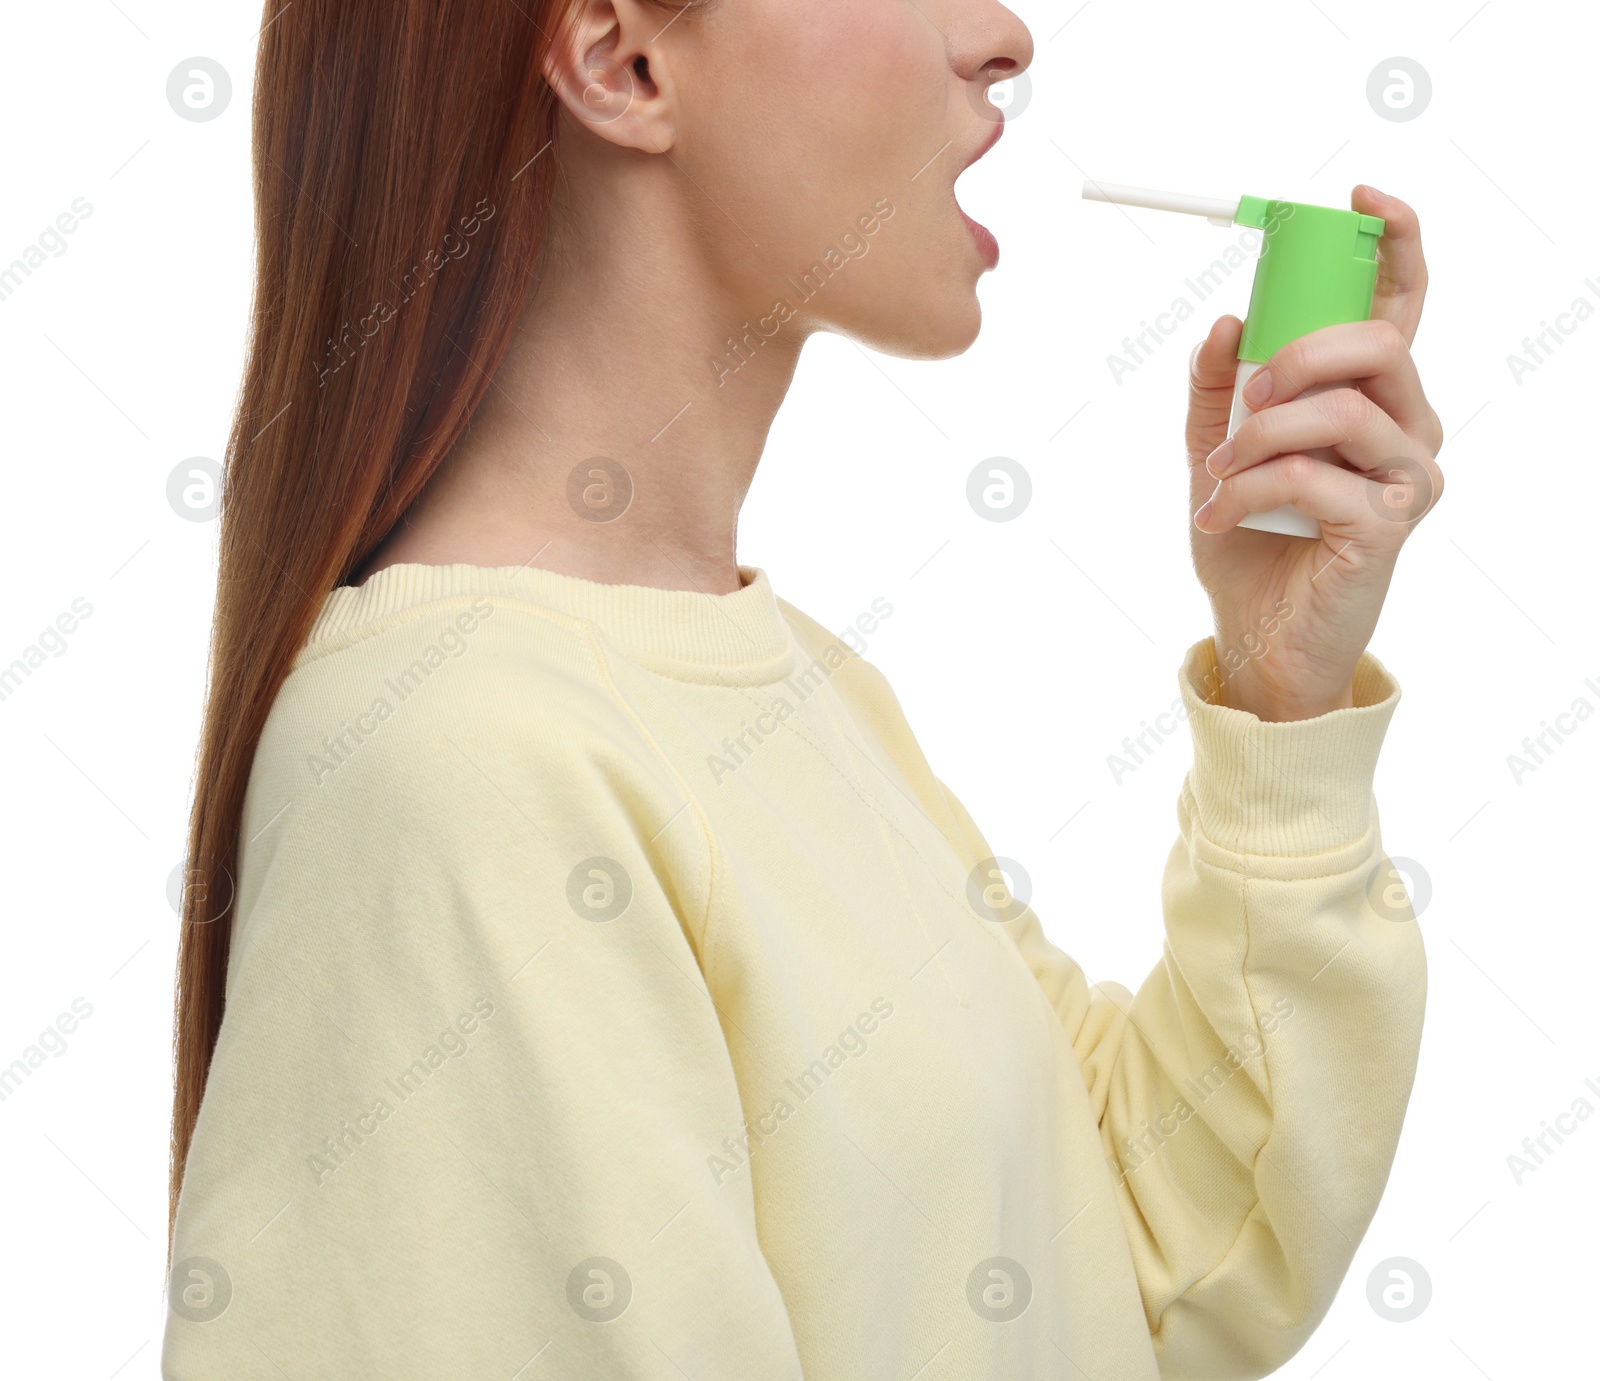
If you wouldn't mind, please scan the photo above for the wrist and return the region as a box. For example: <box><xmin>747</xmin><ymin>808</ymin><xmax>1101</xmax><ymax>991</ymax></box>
<box><xmin>1215</xmin><ymin>659</ymin><xmax>1355</xmax><ymax>722</ymax></box>
<box><xmin>1179</xmin><ymin>636</ymin><xmax>1402</xmax><ymax>854</ymax></box>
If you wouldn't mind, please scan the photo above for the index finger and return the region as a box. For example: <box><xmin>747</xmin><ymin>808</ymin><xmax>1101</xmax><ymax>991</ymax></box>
<box><xmin>1355</xmin><ymin>184</ymin><xmax>1428</xmax><ymax>346</ymax></box>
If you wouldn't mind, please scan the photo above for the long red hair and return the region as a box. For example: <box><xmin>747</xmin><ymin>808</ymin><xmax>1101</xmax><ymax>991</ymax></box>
<box><xmin>170</xmin><ymin>0</ymin><xmax>694</xmax><ymax>1258</ymax></box>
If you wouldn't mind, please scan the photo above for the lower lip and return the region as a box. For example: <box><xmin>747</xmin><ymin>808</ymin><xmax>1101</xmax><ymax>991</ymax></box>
<box><xmin>959</xmin><ymin>207</ymin><xmax>999</xmax><ymax>267</ymax></box>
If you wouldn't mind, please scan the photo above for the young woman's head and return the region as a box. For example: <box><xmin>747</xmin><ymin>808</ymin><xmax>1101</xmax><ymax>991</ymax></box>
<box><xmin>542</xmin><ymin>0</ymin><xmax>1032</xmax><ymax>356</ymax></box>
<box><xmin>169</xmin><ymin>0</ymin><xmax>1029</xmax><ymax>1252</ymax></box>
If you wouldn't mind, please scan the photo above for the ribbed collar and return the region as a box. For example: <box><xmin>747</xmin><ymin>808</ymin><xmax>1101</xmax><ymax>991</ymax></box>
<box><xmin>300</xmin><ymin>561</ymin><xmax>799</xmax><ymax>685</ymax></box>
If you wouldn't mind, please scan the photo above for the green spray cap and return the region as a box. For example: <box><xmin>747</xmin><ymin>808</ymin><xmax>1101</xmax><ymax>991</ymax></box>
<box><xmin>1079</xmin><ymin>180</ymin><xmax>1386</xmax><ymax>541</ymax></box>
<box><xmin>1230</xmin><ymin>195</ymin><xmax>1386</xmax><ymax>363</ymax></box>
<box><xmin>1080</xmin><ymin>181</ymin><xmax>1386</xmax><ymax>363</ymax></box>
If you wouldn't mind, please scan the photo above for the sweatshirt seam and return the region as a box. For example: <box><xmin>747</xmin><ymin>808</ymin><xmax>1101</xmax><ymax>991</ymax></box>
<box><xmin>1179</xmin><ymin>781</ymin><xmax>1381</xmax><ymax>874</ymax></box>
<box><xmin>300</xmin><ymin>591</ymin><xmax>734</xmax><ymax>1027</ymax></box>
<box><xmin>1157</xmin><ymin>733</ymin><xmax>1272</xmax><ymax>1341</ymax></box>
<box><xmin>733</xmin><ymin>681</ymin><xmax>986</xmax><ymax>944</ymax></box>
<box><xmin>618</xmin><ymin>643</ymin><xmax>801</xmax><ymax>688</ymax></box>
<box><xmin>570</xmin><ymin>624</ymin><xmax>726</xmax><ymax>985</ymax></box>
<box><xmin>705</xmin><ymin>623</ymin><xmax>998</xmax><ymax>988</ymax></box>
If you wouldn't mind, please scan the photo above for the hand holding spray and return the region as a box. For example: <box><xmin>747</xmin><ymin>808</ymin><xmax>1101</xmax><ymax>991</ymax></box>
<box><xmin>1083</xmin><ymin>181</ymin><xmax>1386</xmax><ymax>538</ymax></box>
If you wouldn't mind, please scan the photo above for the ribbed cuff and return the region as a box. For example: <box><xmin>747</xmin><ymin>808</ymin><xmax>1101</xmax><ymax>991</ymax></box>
<box><xmin>1178</xmin><ymin>636</ymin><xmax>1401</xmax><ymax>857</ymax></box>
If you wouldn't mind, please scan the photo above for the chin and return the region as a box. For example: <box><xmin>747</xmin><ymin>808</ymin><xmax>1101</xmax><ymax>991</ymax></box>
<box><xmin>842</xmin><ymin>287</ymin><xmax>984</xmax><ymax>362</ymax></box>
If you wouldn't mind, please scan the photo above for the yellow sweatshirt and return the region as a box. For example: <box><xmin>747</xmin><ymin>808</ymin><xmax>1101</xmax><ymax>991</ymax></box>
<box><xmin>163</xmin><ymin>562</ymin><xmax>1425</xmax><ymax>1380</ymax></box>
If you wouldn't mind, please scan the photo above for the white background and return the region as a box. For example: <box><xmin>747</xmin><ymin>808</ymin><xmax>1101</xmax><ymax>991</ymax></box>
<box><xmin>1</xmin><ymin>0</ymin><xmax>1592</xmax><ymax>1376</ymax></box>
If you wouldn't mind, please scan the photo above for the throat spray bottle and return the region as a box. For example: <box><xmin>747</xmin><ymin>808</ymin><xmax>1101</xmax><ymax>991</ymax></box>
<box><xmin>1082</xmin><ymin>181</ymin><xmax>1386</xmax><ymax>539</ymax></box>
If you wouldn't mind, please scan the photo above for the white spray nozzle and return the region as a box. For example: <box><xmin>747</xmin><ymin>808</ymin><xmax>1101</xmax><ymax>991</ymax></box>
<box><xmin>1081</xmin><ymin>180</ymin><xmax>1239</xmax><ymax>228</ymax></box>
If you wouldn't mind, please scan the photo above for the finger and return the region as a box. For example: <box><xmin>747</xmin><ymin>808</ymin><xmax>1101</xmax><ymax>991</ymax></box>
<box><xmin>1190</xmin><ymin>313</ymin><xmax>1244</xmax><ymax>391</ymax></box>
<box><xmin>1187</xmin><ymin>314</ymin><xmax>1243</xmax><ymax>442</ymax></box>
<box><xmin>1196</xmin><ymin>451</ymin><xmax>1430</xmax><ymax>541</ymax></box>
<box><xmin>1241</xmin><ymin>319</ymin><xmax>1438</xmax><ymax>447</ymax></box>
<box><xmin>1186</xmin><ymin>316</ymin><xmax>1243</xmax><ymax>515</ymax></box>
<box><xmin>1353</xmin><ymin>185</ymin><xmax>1428</xmax><ymax>347</ymax></box>
<box><xmin>1210</xmin><ymin>388</ymin><xmax>1413</xmax><ymax>480</ymax></box>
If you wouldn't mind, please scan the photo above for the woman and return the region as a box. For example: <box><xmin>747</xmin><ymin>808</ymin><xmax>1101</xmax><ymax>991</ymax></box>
<box><xmin>163</xmin><ymin>0</ymin><xmax>1442</xmax><ymax>1376</ymax></box>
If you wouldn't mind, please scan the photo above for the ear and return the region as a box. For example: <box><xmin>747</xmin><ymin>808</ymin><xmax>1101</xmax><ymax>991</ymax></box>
<box><xmin>543</xmin><ymin>0</ymin><xmax>681</xmax><ymax>153</ymax></box>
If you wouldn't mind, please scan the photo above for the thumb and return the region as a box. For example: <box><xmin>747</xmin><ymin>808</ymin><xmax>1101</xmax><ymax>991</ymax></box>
<box><xmin>1186</xmin><ymin>313</ymin><xmax>1243</xmax><ymax>469</ymax></box>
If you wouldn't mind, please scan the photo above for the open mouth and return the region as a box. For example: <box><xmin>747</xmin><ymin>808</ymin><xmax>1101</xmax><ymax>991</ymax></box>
<box><xmin>954</xmin><ymin>121</ymin><xmax>1005</xmax><ymax>266</ymax></box>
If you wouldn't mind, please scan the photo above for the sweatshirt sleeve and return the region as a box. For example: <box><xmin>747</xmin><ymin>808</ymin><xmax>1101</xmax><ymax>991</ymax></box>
<box><xmin>161</xmin><ymin>652</ymin><xmax>804</xmax><ymax>1380</ymax></box>
<box><xmin>936</xmin><ymin>636</ymin><xmax>1427</xmax><ymax>1381</ymax></box>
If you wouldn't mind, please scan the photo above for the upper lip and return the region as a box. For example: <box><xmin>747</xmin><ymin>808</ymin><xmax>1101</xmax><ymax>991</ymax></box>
<box><xmin>961</xmin><ymin>119</ymin><xmax>1005</xmax><ymax>172</ymax></box>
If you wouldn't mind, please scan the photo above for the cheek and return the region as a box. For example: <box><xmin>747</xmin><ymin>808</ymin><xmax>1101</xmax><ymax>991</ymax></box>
<box><xmin>810</xmin><ymin>3</ymin><xmax>945</xmax><ymax>146</ymax></box>
<box><xmin>686</xmin><ymin>0</ymin><xmax>963</xmax><ymax>316</ymax></box>
<box><xmin>732</xmin><ymin>0</ymin><xmax>945</xmax><ymax>188</ymax></box>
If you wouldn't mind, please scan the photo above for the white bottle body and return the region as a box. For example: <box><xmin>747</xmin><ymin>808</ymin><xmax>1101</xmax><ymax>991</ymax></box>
<box><xmin>1226</xmin><ymin>360</ymin><xmax>1341</xmax><ymax>539</ymax></box>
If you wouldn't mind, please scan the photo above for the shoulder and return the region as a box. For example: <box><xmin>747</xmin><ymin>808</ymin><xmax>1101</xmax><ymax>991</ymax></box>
<box><xmin>776</xmin><ymin>591</ymin><xmax>916</xmax><ymax>733</ymax></box>
<box><xmin>775</xmin><ymin>591</ymin><xmax>960</xmax><ymax>832</ymax></box>
<box><xmin>262</xmin><ymin>592</ymin><xmax>647</xmax><ymax>795</ymax></box>
<box><xmin>231</xmin><ymin>594</ymin><xmax>712</xmax><ymax>953</ymax></box>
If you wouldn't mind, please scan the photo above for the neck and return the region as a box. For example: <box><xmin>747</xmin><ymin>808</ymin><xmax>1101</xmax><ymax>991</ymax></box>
<box><xmin>355</xmin><ymin>151</ymin><xmax>807</xmax><ymax>596</ymax></box>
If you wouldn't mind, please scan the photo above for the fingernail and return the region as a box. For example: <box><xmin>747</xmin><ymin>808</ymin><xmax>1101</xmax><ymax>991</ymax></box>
<box><xmin>1205</xmin><ymin>439</ymin><xmax>1233</xmax><ymax>478</ymax></box>
<box><xmin>1193</xmin><ymin>500</ymin><xmax>1214</xmax><ymax>532</ymax></box>
<box><xmin>1243</xmin><ymin>368</ymin><xmax>1273</xmax><ymax>407</ymax></box>
<box><xmin>1363</xmin><ymin>184</ymin><xmax>1389</xmax><ymax>202</ymax></box>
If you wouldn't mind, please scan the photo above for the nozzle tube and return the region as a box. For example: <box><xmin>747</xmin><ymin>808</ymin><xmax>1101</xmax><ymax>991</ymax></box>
<box><xmin>1081</xmin><ymin>180</ymin><xmax>1239</xmax><ymax>226</ymax></box>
